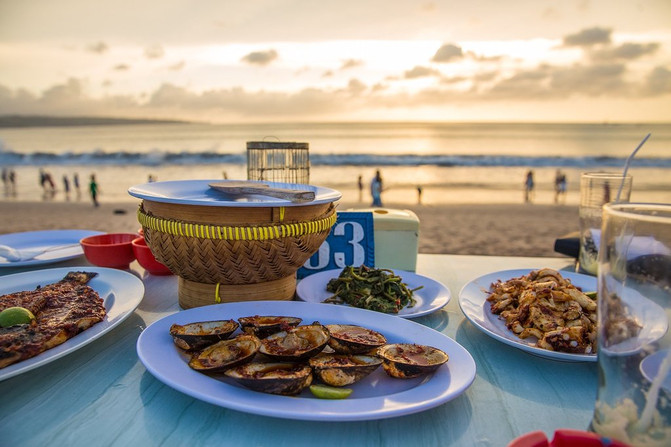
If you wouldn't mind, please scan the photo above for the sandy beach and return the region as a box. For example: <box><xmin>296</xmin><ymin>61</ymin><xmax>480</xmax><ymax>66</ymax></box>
<box><xmin>0</xmin><ymin>199</ymin><xmax>578</xmax><ymax>258</ymax></box>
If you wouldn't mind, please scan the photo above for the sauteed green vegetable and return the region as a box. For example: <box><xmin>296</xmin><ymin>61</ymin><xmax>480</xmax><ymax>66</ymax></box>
<box><xmin>323</xmin><ymin>265</ymin><xmax>422</xmax><ymax>314</ymax></box>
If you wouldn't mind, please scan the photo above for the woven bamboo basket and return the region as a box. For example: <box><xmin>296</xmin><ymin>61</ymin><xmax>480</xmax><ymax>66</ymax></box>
<box><xmin>138</xmin><ymin>199</ymin><xmax>337</xmax><ymax>308</ymax></box>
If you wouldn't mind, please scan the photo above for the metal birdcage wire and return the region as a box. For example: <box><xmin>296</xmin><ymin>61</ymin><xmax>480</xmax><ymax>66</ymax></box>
<box><xmin>247</xmin><ymin>141</ymin><xmax>310</xmax><ymax>184</ymax></box>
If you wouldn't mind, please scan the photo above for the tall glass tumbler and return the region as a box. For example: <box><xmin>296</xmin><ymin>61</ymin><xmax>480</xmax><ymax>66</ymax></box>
<box><xmin>579</xmin><ymin>172</ymin><xmax>632</xmax><ymax>275</ymax></box>
<box><xmin>591</xmin><ymin>203</ymin><xmax>671</xmax><ymax>445</ymax></box>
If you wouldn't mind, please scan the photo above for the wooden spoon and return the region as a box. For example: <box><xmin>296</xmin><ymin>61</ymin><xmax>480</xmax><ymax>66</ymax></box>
<box><xmin>209</xmin><ymin>181</ymin><xmax>315</xmax><ymax>203</ymax></box>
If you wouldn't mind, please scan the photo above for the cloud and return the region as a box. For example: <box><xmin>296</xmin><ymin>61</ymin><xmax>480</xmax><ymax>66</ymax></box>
<box><xmin>440</xmin><ymin>75</ymin><xmax>469</xmax><ymax>85</ymax></box>
<box><xmin>591</xmin><ymin>42</ymin><xmax>660</xmax><ymax>61</ymax></box>
<box><xmin>486</xmin><ymin>62</ymin><xmax>631</xmax><ymax>99</ymax></box>
<box><xmin>431</xmin><ymin>43</ymin><xmax>463</xmax><ymax>63</ymax></box>
<box><xmin>344</xmin><ymin>78</ymin><xmax>367</xmax><ymax>95</ymax></box>
<box><xmin>404</xmin><ymin>66</ymin><xmax>441</xmax><ymax>79</ymax></box>
<box><xmin>563</xmin><ymin>27</ymin><xmax>612</xmax><ymax>47</ymax></box>
<box><xmin>241</xmin><ymin>49</ymin><xmax>278</xmax><ymax>66</ymax></box>
<box><xmin>86</xmin><ymin>41</ymin><xmax>109</xmax><ymax>54</ymax></box>
<box><xmin>340</xmin><ymin>59</ymin><xmax>364</xmax><ymax>70</ymax></box>
<box><xmin>643</xmin><ymin>66</ymin><xmax>671</xmax><ymax>96</ymax></box>
<box><xmin>0</xmin><ymin>78</ymin><xmax>137</xmax><ymax>116</ymax></box>
<box><xmin>167</xmin><ymin>60</ymin><xmax>186</xmax><ymax>71</ymax></box>
<box><xmin>468</xmin><ymin>52</ymin><xmax>503</xmax><ymax>63</ymax></box>
<box><xmin>144</xmin><ymin>83</ymin><xmax>346</xmax><ymax>117</ymax></box>
<box><xmin>144</xmin><ymin>44</ymin><xmax>165</xmax><ymax>59</ymax></box>
<box><xmin>1</xmin><ymin>56</ymin><xmax>669</xmax><ymax>122</ymax></box>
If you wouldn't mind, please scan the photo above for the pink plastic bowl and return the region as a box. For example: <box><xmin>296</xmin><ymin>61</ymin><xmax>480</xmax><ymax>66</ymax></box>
<box><xmin>132</xmin><ymin>237</ymin><xmax>173</xmax><ymax>275</ymax></box>
<box><xmin>80</xmin><ymin>233</ymin><xmax>138</xmax><ymax>269</ymax></box>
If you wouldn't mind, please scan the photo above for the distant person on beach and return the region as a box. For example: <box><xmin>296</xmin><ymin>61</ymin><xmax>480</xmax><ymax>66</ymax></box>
<box><xmin>554</xmin><ymin>170</ymin><xmax>567</xmax><ymax>204</ymax></box>
<box><xmin>371</xmin><ymin>170</ymin><xmax>383</xmax><ymax>207</ymax></box>
<box><xmin>524</xmin><ymin>170</ymin><xmax>535</xmax><ymax>203</ymax></box>
<box><xmin>39</xmin><ymin>168</ymin><xmax>47</xmax><ymax>191</ymax></box>
<box><xmin>89</xmin><ymin>174</ymin><xmax>100</xmax><ymax>207</ymax></box>
<box><xmin>62</xmin><ymin>175</ymin><xmax>71</xmax><ymax>200</ymax></box>
<box><xmin>8</xmin><ymin>170</ymin><xmax>16</xmax><ymax>196</ymax></box>
<box><xmin>40</xmin><ymin>169</ymin><xmax>56</xmax><ymax>199</ymax></box>
<box><xmin>73</xmin><ymin>173</ymin><xmax>81</xmax><ymax>199</ymax></box>
<box><xmin>357</xmin><ymin>175</ymin><xmax>363</xmax><ymax>202</ymax></box>
<box><xmin>417</xmin><ymin>185</ymin><xmax>423</xmax><ymax>204</ymax></box>
<box><xmin>1</xmin><ymin>168</ymin><xmax>7</xmax><ymax>196</ymax></box>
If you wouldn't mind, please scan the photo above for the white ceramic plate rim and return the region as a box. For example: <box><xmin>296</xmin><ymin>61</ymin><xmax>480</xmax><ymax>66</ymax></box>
<box><xmin>136</xmin><ymin>301</ymin><xmax>476</xmax><ymax>421</ymax></box>
<box><xmin>458</xmin><ymin>268</ymin><xmax>597</xmax><ymax>362</ymax></box>
<box><xmin>296</xmin><ymin>269</ymin><xmax>451</xmax><ymax>318</ymax></box>
<box><xmin>0</xmin><ymin>266</ymin><xmax>145</xmax><ymax>381</ymax></box>
<box><xmin>0</xmin><ymin>230</ymin><xmax>104</xmax><ymax>267</ymax></box>
<box><xmin>640</xmin><ymin>349</ymin><xmax>671</xmax><ymax>392</ymax></box>
<box><xmin>128</xmin><ymin>179</ymin><xmax>342</xmax><ymax>207</ymax></box>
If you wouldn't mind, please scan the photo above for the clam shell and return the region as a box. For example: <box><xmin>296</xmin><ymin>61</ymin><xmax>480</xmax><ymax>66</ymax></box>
<box><xmin>188</xmin><ymin>334</ymin><xmax>260</xmax><ymax>372</ymax></box>
<box><xmin>325</xmin><ymin>324</ymin><xmax>387</xmax><ymax>354</ymax></box>
<box><xmin>225</xmin><ymin>362</ymin><xmax>313</xmax><ymax>395</ymax></box>
<box><xmin>259</xmin><ymin>323</ymin><xmax>330</xmax><ymax>361</ymax></box>
<box><xmin>309</xmin><ymin>353</ymin><xmax>382</xmax><ymax>386</ymax></box>
<box><xmin>170</xmin><ymin>319</ymin><xmax>239</xmax><ymax>351</ymax></box>
<box><xmin>238</xmin><ymin>315</ymin><xmax>302</xmax><ymax>339</ymax></box>
<box><xmin>377</xmin><ymin>343</ymin><xmax>448</xmax><ymax>379</ymax></box>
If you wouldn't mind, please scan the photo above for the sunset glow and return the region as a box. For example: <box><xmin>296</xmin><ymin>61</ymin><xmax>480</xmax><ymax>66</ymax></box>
<box><xmin>1</xmin><ymin>0</ymin><xmax>670</xmax><ymax>123</ymax></box>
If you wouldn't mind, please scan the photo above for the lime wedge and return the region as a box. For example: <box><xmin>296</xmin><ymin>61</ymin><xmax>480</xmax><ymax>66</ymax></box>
<box><xmin>585</xmin><ymin>291</ymin><xmax>597</xmax><ymax>299</ymax></box>
<box><xmin>0</xmin><ymin>307</ymin><xmax>35</xmax><ymax>327</ymax></box>
<box><xmin>309</xmin><ymin>384</ymin><xmax>353</xmax><ymax>399</ymax></box>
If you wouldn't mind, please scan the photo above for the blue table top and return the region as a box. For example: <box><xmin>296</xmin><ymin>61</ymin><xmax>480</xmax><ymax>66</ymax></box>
<box><xmin>0</xmin><ymin>253</ymin><xmax>595</xmax><ymax>447</ymax></box>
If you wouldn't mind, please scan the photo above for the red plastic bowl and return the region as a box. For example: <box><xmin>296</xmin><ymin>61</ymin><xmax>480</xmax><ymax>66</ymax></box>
<box><xmin>508</xmin><ymin>429</ymin><xmax>631</xmax><ymax>447</ymax></box>
<box><xmin>80</xmin><ymin>233</ymin><xmax>138</xmax><ymax>269</ymax></box>
<box><xmin>132</xmin><ymin>237</ymin><xmax>173</xmax><ymax>275</ymax></box>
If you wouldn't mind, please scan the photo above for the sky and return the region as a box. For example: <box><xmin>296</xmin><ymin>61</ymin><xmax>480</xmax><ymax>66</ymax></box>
<box><xmin>1</xmin><ymin>0</ymin><xmax>670</xmax><ymax>123</ymax></box>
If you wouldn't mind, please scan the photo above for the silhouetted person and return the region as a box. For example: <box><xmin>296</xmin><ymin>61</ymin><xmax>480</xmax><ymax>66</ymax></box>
<box><xmin>73</xmin><ymin>173</ymin><xmax>81</xmax><ymax>200</ymax></box>
<box><xmin>524</xmin><ymin>170</ymin><xmax>534</xmax><ymax>203</ymax></box>
<box><xmin>89</xmin><ymin>174</ymin><xmax>99</xmax><ymax>207</ymax></box>
<box><xmin>371</xmin><ymin>170</ymin><xmax>383</xmax><ymax>207</ymax></box>
<box><xmin>63</xmin><ymin>175</ymin><xmax>70</xmax><ymax>200</ymax></box>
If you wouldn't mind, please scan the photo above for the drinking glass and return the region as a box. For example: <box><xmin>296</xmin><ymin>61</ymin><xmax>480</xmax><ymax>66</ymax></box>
<box><xmin>578</xmin><ymin>172</ymin><xmax>632</xmax><ymax>275</ymax></box>
<box><xmin>591</xmin><ymin>203</ymin><xmax>671</xmax><ymax>445</ymax></box>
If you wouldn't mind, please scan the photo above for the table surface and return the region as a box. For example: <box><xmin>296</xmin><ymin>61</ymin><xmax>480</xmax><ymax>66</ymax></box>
<box><xmin>0</xmin><ymin>253</ymin><xmax>596</xmax><ymax>447</ymax></box>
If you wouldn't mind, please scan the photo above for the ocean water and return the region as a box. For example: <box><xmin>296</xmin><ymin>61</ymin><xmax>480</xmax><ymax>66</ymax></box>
<box><xmin>0</xmin><ymin>122</ymin><xmax>669</xmax><ymax>205</ymax></box>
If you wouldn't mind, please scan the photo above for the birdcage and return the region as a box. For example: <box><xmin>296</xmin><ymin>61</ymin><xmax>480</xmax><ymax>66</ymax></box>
<box><xmin>247</xmin><ymin>141</ymin><xmax>310</xmax><ymax>184</ymax></box>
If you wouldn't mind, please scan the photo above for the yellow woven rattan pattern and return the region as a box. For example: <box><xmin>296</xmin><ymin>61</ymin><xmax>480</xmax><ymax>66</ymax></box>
<box><xmin>139</xmin><ymin>204</ymin><xmax>336</xmax><ymax>285</ymax></box>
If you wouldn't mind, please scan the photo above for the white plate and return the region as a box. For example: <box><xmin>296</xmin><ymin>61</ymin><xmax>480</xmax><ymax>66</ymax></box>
<box><xmin>459</xmin><ymin>269</ymin><xmax>597</xmax><ymax>362</ymax></box>
<box><xmin>137</xmin><ymin>301</ymin><xmax>475</xmax><ymax>421</ymax></box>
<box><xmin>640</xmin><ymin>349</ymin><xmax>671</xmax><ymax>392</ymax></box>
<box><xmin>0</xmin><ymin>230</ymin><xmax>104</xmax><ymax>267</ymax></box>
<box><xmin>0</xmin><ymin>267</ymin><xmax>145</xmax><ymax>381</ymax></box>
<box><xmin>128</xmin><ymin>180</ymin><xmax>342</xmax><ymax>207</ymax></box>
<box><xmin>600</xmin><ymin>275</ymin><xmax>668</xmax><ymax>356</ymax></box>
<box><xmin>296</xmin><ymin>269</ymin><xmax>451</xmax><ymax>318</ymax></box>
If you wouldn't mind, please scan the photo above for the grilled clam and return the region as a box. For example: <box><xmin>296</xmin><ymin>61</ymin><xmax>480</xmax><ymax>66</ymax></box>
<box><xmin>188</xmin><ymin>334</ymin><xmax>260</xmax><ymax>373</ymax></box>
<box><xmin>377</xmin><ymin>343</ymin><xmax>448</xmax><ymax>379</ymax></box>
<box><xmin>225</xmin><ymin>362</ymin><xmax>313</xmax><ymax>395</ymax></box>
<box><xmin>259</xmin><ymin>323</ymin><xmax>330</xmax><ymax>361</ymax></box>
<box><xmin>309</xmin><ymin>353</ymin><xmax>382</xmax><ymax>386</ymax></box>
<box><xmin>325</xmin><ymin>324</ymin><xmax>387</xmax><ymax>354</ymax></box>
<box><xmin>170</xmin><ymin>319</ymin><xmax>239</xmax><ymax>350</ymax></box>
<box><xmin>238</xmin><ymin>315</ymin><xmax>302</xmax><ymax>339</ymax></box>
